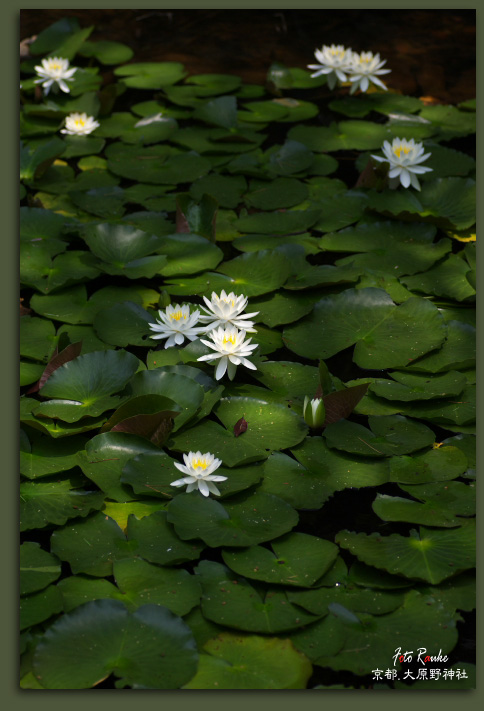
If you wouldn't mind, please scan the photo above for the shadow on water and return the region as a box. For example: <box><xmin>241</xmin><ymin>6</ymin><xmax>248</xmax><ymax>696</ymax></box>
<box><xmin>21</xmin><ymin>9</ymin><xmax>475</xmax><ymax>103</ymax></box>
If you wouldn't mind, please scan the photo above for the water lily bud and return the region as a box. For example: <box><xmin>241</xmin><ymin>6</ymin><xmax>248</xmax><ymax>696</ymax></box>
<box><xmin>303</xmin><ymin>396</ymin><xmax>326</xmax><ymax>429</ymax></box>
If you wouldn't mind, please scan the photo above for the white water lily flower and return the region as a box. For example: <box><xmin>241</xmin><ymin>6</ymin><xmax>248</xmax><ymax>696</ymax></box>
<box><xmin>371</xmin><ymin>138</ymin><xmax>433</xmax><ymax>190</ymax></box>
<box><xmin>149</xmin><ymin>304</ymin><xmax>205</xmax><ymax>348</ymax></box>
<box><xmin>347</xmin><ymin>51</ymin><xmax>391</xmax><ymax>93</ymax></box>
<box><xmin>60</xmin><ymin>113</ymin><xmax>100</xmax><ymax>136</ymax></box>
<box><xmin>199</xmin><ymin>290</ymin><xmax>259</xmax><ymax>333</ymax></box>
<box><xmin>34</xmin><ymin>56</ymin><xmax>77</xmax><ymax>95</ymax></box>
<box><xmin>171</xmin><ymin>451</ymin><xmax>226</xmax><ymax>497</ymax></box>
<box><xmin>198</xmin><ymin>325</ymin><xmax>258</xmax><ymax>380</ymax></box>
<box><xmin>307</xmin><ymin>44</ymin><xmax>354</xmax><ymax>90</ymax></box>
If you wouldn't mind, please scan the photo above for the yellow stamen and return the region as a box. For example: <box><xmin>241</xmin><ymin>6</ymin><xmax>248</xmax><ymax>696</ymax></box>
<box><xmin>393</xmin><ymin>147</ymin><xmax>402</xmax><ymax>158</ymax></box>
<box><xmin>192</xmin><ymin>458</ymin><xmax>208</xmax><ymax>469</ymax></box>
<box><xmin>223</xmin><ymin>335</ymin><xmax>236</xmax><ymax>345</ymax></box>
<box><xmin>170</xmin><ymin>310</ymin><xmax>186</xmax><ymax>321</ymax></box>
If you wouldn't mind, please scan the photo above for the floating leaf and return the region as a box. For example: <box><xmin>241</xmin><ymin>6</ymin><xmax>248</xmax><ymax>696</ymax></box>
<box><xmin>20</xmin><ymin>542</ymin><xmax>62</xmax><ymax>596</ymax></box>
<box><xmin>184</xmin><ymin>633</ymin><xmax>312</xmax><ymax>689</ymax></box>
<box><xmin>32</xmin><ymin>600</ymin><xmax>198</xmax><ymax>689</ymax></box>
<box><xmin>222</xmin><ymin>532</ymin><xmax>338</xmax><ymax>587</ymax></box>
<box><xmin>20</xmin><ymin>477</ymin><xmax>104</xmax><ymax>531</ymax></box>
<box><xmin>336</xmin><ymin>523</ymin><xmax>476</xmax><ymax>584</ymax></box>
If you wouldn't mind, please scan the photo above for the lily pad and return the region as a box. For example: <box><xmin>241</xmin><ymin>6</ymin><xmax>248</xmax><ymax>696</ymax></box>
<box><xmin>50</xmin><ymin>512</ymin><xmax>132</xmax><ymax>577</ymax></box>
<box><xmin>284</xmin><ymin>288</ymin><xmax>446</xmax><ymax>368</ymax></box>
<box><xmin>126</xmin><ymin>510</ymin><xmax>205</xmax><ymax>566</ymax></box>
<box><xmin>20</xmin><ymin>585</ymin><xmax>63</xmax><ymax>632</ymax></box>
<box><xmin>20</xmin><ymin>477</ymin><xmax>104</xmax><ymax>532</ymax></box>
<box><xmin>336</xmin><ymin>523</ymin><xmax>476</xmax><ymax>584</ymax></box>
<box><xmin>20</xmin><ymin>430</ymin><xmax>87</xmax><ymax>479</ymax></box>
<box><xmin>78</xmin><ymin>432</ymin><xmax>161</xmax><ymax>502</ymax></box>
<box><xmin>20</xmin><ymin>542</ymin><xmax>62</xmax><ymax>596</ymax></box>
<box><xmin>167</xmin><ymin>490</ymin><xmax>298</xmax><ymax>548</ymax></box>
<box><xmin>195</xmin><ymin>561</ymin><xmax>318</xmax><ymax>633</ymax></box>
<box><xmin>114</xmin><ymin>61</ymin><xmax>187</xmax><ymax>89</ymax></box>
<box><xmin>34</xmin><ymin>349</ymin><xmax>140</xmax><ymax>422</ymax></box>
<box><xmin>184</xmin><ymin>633</ymin><xmax>312</xmax><ymax>689</ymax></box>
<box><xmin>222</xmin><ymin>532</ymin><xmax>338</xmax><ymax>587</ymax></box>
<box><xmin>32</xmin><ymin>600</ymin><xmax>198</xmax><ymax>689</ymax></box>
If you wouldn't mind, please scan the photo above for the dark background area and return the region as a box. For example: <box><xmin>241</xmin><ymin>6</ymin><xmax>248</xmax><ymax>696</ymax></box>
<box><xmin>20</xmin><ymin>9</ymin><xmax>475</xmax><ymax>103</ymax></box>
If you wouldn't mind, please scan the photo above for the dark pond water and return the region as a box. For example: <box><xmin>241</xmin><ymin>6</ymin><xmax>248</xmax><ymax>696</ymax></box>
<box><xmin>21</xmin><ymin>9</ymin><xmax>475</xmax><ymax>103</ymax></box>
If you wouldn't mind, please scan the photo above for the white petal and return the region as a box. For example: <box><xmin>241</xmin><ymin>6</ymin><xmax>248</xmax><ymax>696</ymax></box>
<box><xmin>198</xmin><ymin>480</ymin><xmax>210</xmax><ymax>497</ymax></box>
<box><xmin>215</xmin><ymin>357</ymin><xmax>228</xmax><ymax>380</ymax></box>
<box><xmin>408</xmin><ymin>165</ymin><xmax>433</xmax><ymax>174</ymax></box>
<box><xmin>388</xmin><ymin>167</ymin><xmax>403</xmax><ymax>178</ymax></box>
<box><xmin>399</xmin><ymin>169</ymin><xmax>411</xmax><ymax>188</ymax></box>
<box><xmin>227</xmin><ymin>360</ymin><xmax>237</xmax><ymax>380</ymax></box>
<box><xmin>174</xmin><ymin>332</ymin><xmax>185</xmax><ymax>345</ymax></box>
<box><xmin>409</xmin><ymin>172</ymin><xmax>421</xmax><ymax>191</ymax></box>
<box><xmin>241</xmin><ymin>358</ymin><xmax>257</xmax><ymax>370</ymax></box>
<box><xmin>206</xmin><ymin>482</ymin><xmax>221</xmax><ymax>496</ymax></box>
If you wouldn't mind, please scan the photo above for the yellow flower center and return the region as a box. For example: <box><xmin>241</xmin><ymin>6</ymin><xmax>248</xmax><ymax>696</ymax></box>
<box><xmin>75</xmin><ymin>119</ymin><xmax>85</xmax><ymax>127</ymax></box>
<box><xmin>170</xmin><ymin>310</ymin><xmax>186</xmax><ymax>321</ymax></box>
<box><xmin>393</xmin><ymin>144</ymin><xmax>410</xmax><ymax>159</ymax></box>
<box><xmin>223</xmin><ymin>335</ymin><xmax>237</xmax><ymax>345</ymax></box>
<box><xmin>192</xmin><ymin>458</ymin><xmax>208</xmax><ymax>470</ymax></box>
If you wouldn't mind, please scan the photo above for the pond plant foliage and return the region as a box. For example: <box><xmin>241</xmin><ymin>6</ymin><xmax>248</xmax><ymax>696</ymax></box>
<box><xmin>20</xmin><ymin>19</ymin><xmax>475</xmax><ymax>690</ymax></box>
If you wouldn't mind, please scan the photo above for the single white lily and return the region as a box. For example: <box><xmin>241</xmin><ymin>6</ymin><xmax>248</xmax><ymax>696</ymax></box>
<box><xmin>60</xmin><ymin>112</ymin><xmax>100</xmax><ymax>136</ymax></box>
<box><xmin>171</xmin><ymin>451</ymin><xmax>226</xmax><ymax>497</ymax></box>
<box><xmin>307</xmin><ymin>44</ymin><xmax>354</xmax><ymax>90</ymax></box>
<box><xmin>149</xmin><ymin>304</ymin><xmax>205</xmax><ymax>348</ymax></box>
<box><xmin>34</xmin><ymin>56</ymin><xmax>77</xmax><ymax>95</ymax></box>
<box><xmin>371</xmin><ymin>137</ymin><xmax>433</xmax><ymax>190</ymax></box>
<box><xmin>198</xmin><ymin>325</ymin><xmax>258</xmax><ymax>381</ymax></box>
<box><xmin>348</xmin><ymin>51</ymin><xmax>391</xmax><ymax>93</ymax></box>
<box><xmin>199</xmin><ymin>290</ymin><xmax>259</xmax><ymax>333</ymax></box>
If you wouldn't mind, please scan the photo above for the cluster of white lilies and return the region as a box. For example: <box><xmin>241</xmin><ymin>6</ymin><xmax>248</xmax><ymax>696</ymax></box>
<box><xmin>308</xmin><ymin>44</ymin><xmax>391</xmax><ymax>93</ymax></box>
<box><xmin>149</xmin><ymin>291</ymin><xmax>259</xmax><ymax>382</ymax></box>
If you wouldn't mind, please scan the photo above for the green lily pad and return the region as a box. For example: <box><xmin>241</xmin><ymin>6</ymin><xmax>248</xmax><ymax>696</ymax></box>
<box><xmin>311</xmin><ymin>191</ymin><xmax>369</xmax><ymax>233</ymax></box>
<box><xmin>222</xmin><ymin>532</ymin><xmax>338</xmax><ymax>587</ymax></box>
<box><xmin>235</xmin><ymin>208</ymin><xmax>321</xmax><ymax>234</ymax></box>
<box><xmin>20</xmin><ymin>137</ymin><xmax>66</xmax><ymax>182</ymax></box>
<box><xmin>288</xmin><ymin>582</ymin><xmax>405</xmax><ymax>617</ymax></box>
<box><xmin>190</xmin><ymin>174</ymin><xmax>247</xmax><ymax>208</ymax></box>
<box><xmin>120</xmin><ymin>450</ymin><xmax>182</xmax><ymax>500</ymax></box>
<box><xmin>368</xmin><ymin>178</ymin><xmax>475</xmax><ymax>231</ymax></box>
<box><xmin>20</xmin><ymin>316</ymin><xmax>57</xmax><ymax>362</ymax></box>
<box><xmin>399</xmin><ymin>480</ymin><xmax>475</xmax><ymax>518</ymax></box>
<box><xmin>80</xmin><ymin>222</ymin><xmax>168</xmax><ymax>279</ymax></box>
<box><xmin>20</xmin><ymin>361</ymin><xmax>46</xmax><ymax>387</ymax></box>
<box><xmin>324</xmin><ymin>415</ymin><xmax>435</xmax><ymax>457</ymax></box>
<box><xmin>213</xmin><ymin>395</ymin><xmax>308</xmax><ymax>455</ymax></box>
<box><xmin>20</xmin><ymin>477</ymin><xmax>104</xmax><ymax>531</ymax></box>
<box><xmin>21</xmin><ymin>243</ymin><xmax>101</xmax><ymax>294</ymax></box>
<box><xmin>34</xmin><ymin>349</ymin><xmax>140</xmax><ymax>422</ymax></box>
<box><xmin>126</xmin><ymin>510</ymin><xmax>205</xmax><ymax>566</ymax></box>
<box><xmin>69</xmin><ymin>186</ymin><xmax>126</xmax><ymax>219</ymax></box>
<box><xmin>402</xmin><ymin>254</ymin><xmax>476</xmax><ymax>302</ymax></box>
<box><xmin>30</xmin><ymin>284</ymin><xmax>160</xmax><ymax>325</ymax></box>
<box><xmin>404</xmin><ymin>320</ymin><xmax>475</xmax><ymax>373</ymax></box>
<box><xmin>167</xmin><ymin>488</ymin><xmax>298</xmax><ymax>548</ymax></box>
<box><xmin>106</xmin><ymin>142</ymin><xmax>211</xmax><ymax>184</ymax></box>
<box><xmin>195</xmin><ymin>561</ymin><xmax>318</xmax><ymax>633</ymax></box>
<box><xmin>32</xmin><ymin>600</ymin><xmax>198</xmax><ymax>689</ymax></box>
<box><xmin>78</xmin><ymin>432</ymin><xmax>161</xmax><ymax>502</ymax></box>
<box><xmin>20</xmin><ymin>542</ymin><xmax>62</xmax><ymax>595</ymax></box>
<box><xmin>50</xmin><ymin>512</ymin><xmax>133</xmax><ymax>577</ymax></box>
<box><xmin>291</xmin><ymin>437</ymin><xmax>389</xmax><ymax>493</ymax></box>
<box><xmin>79</xmin><ymin>39</ymin><xmax>133</xmax><ymax>64</ymax></box>
<box><xmin>245</xmin><ymin>178</ymin><xmax>308</xmax><ymax>210</ymax></box>
<box><xmin>257</xmin><ymin>451</ymin><xmax>332</xmax><ymax>510</ymax></box>
<box><xmin>314</xmin><ymin>590</ymin><xmax>458</xmax><ymax>675</ymax></box>
<box><xmin>336</xmin><ymin>523</ymin><xmax>476</xmax><ymax>584</ymax></box>
<box><xmin>184</xmin><ymin>633</ymin><xmax>312</xmax><ymax>689</ymax></box>
<box><xmin>372</xmin><ymin>491</ymin><xmax>466</xmax><ymax>528</ymax></box>
<box><xmin>320</xmin><ymin>221</ymin><xmax>450</xmax><ymax>277</ymax></box>
<box><xmin>283</xmin><ymin>288</ymin><xmax>446</xmax><ymax>367</ymax></box>
<box><xmin>20</xmin><ymin>430</ymin><xmax>87</xmax><ymax>479</ymax></box>
<box><xmin>389</xmin><ymin>446</ymin><xmax>469</xmax><ymax>484</ymax></box>
<box><xmin>20</xmin><ymin>585</ymin><xmax>63</xmax><ymax>632</ymax></box>
<box><xmin>329</xmin><ymin>93</ymin><xmax>423</xmax><ymax>118</ymax></box>
<box><xmin>114</xmin><ymin>61</ymin><xmax>187</xmax><ymax>89</ymax></box>
<box><xmin>112</xmin><ymin>557</ymin><xmax>201</xmax><ymax>616</ymax></box>
<box><xmin>156</xmin><ymin>233</ymin><xmax>223</xmax><ymax>276</ymax></box>
<box><xmin>125</xmin><ymin>369</ymin><xmax>204</xmax><ymax>430</ymax></box>
<box><xmin>93</xmin><ymin>301</ymin><xmax>156</xmax><ymax>347</ymax></box>
<box><xmin>369</xmin><ymin>370</ymin><xmax>467</xmax><ymax>401</ymax></box>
